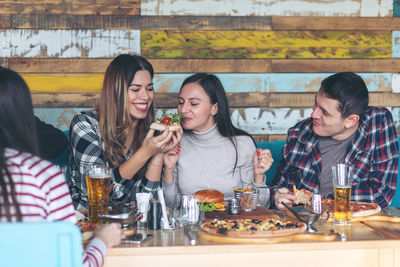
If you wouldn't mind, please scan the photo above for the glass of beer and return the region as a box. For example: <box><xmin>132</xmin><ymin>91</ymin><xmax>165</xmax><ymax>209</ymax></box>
<box><xmin>332</xmin><ymin>164</ymin><xmax>354</xmax><ymax>225</ymax></box>
<box><xmin>86</xmin><ymin>165</ymin><xmax>112</xmax><ymax>224</ymax></box>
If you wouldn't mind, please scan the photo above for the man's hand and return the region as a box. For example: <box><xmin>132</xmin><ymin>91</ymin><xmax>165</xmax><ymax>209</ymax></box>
<box><xmin>274</xmin><ymin>187</ymin><xmax>296</xmax><ymax>210</ymax></box>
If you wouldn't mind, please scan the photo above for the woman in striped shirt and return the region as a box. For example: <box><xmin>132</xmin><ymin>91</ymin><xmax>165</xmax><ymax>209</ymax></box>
<box><xmin>0</xmin><ymin>66</ymin><xmax>123</xmax><ymax>267</ymax></box>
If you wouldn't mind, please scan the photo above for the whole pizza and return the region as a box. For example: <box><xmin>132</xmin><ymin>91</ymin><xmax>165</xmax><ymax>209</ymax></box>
<box><xmin>201</xmin><ymin>218</ymin><xmax>306</xmax><ymax>238</ymax></box>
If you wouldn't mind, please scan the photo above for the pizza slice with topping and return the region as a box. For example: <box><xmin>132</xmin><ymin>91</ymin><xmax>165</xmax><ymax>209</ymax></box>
<box><xmin>150</xmin><ymin>111</ymin><xmax>184</xmax><ymax>132</ymax></box>
<box><xmin>293</xmin><ymin>185</ymin><xmax>313</xmax><ymax>205</ymax></box>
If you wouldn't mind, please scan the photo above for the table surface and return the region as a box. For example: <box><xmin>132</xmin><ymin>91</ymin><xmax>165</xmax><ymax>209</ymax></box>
<box><xmin>104</xmin><ymin>207</ymin><xmax>400</xmax><ymax>267</ymax></box>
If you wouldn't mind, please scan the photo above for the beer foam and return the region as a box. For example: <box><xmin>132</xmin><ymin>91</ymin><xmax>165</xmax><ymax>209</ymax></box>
<box><xmin>88</xmin><ymin>173</ymin><xmax>111</xmax><ymax>179</ymax></box>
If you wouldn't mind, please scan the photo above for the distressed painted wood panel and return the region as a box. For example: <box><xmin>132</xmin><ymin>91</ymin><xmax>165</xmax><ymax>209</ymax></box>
<box><xmin>34</xmin><ymin>106</ymin><xmax>400</xmax><ymax>136</ymax></box>
<box><xmin>31</xmin><ymin>92</ymin><xmax>400</xmax><ymax>109</ymax></box>
<box><xmin>33</xmin><ymin>106</ymin><xmax>313</xmax><ymax>134</ymax></box>
<box><xmin>141</xmin><ymin>0</ymin><xmax>393</xmax><ymax>17</ymax></box>
<box><xmin>8</xmin><ymin>58</ymin><xmax>400</xmax><ymax>74</ymax></box>
<box><xmin>272</xmin><ymin>17</ymin><xmax>400</xmax><ymax>30</ymax></box>
<box><xmin>5</xmin><ymin>15</ymin><xmax>400</xmax><ymax>31</ymax></box>
<box><xmin>0</xmin><ymin>1</ymin><xmax>140</xmax><ymax>15</ymax></box>
<box><xmin>7</xmin><ymin>58</ymin><xmax>271</xmax><ymax>73</ymax></box>
<box><xmin>271</xmin><ymin>59</ymin><xmax>400</xmax><ymax>73</ymax></box>
<box><xmin>0</xmin><ymin>29</ymin><xmax>140</xmax><ymax>58</ymax></box>
<box><xmin>153</xmin><ymin>73</ymin><xmax>392</xmax><ymax>93</ymax></box>
<box><xmin>23</xmin><ymin>74</ymin><xmax>103</xmax><ymax>93</ymax></box>
<box><xmin>8</xmin><ymin>15</ymin><xmax>272</xmax><ymax>30</ymax></box>
<box><xmin>141</xmin><ymin>31</ymin><xmax>392</xmax><ymax>59</ymax></box>
<box><xmin>393</xmin><ymin>31</ymin><xmax>400</xmax><ymax>58</ymax></box>
<box><xmin>24</xmin><ymin>73</ymin><xmax>393</xmax><ymax>93</ymax></box>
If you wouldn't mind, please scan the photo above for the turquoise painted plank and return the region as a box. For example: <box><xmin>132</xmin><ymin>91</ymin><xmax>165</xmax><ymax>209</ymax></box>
<box><xmin>141</xmin><ymin>0</ymin><xmax>393</xmax><ymax>17</ymax></box>
<box><xmin>35</xmin><ymin>106</ymin><xmax>400</xmax><ymax>136</ymax></box>
<box><xmin>394</xmin><ymin>0</ymin><xmax>400</xmax><ymax>16</ymax></box>
<box><xmin>34</xmin><ymin>108</ymin><xmax>91</xmax><ymax>131</ymax></box>
<box><xmin>153</xmin><ymin>73</ymin><xmax>392</xmax><ymax>93</ymax></box>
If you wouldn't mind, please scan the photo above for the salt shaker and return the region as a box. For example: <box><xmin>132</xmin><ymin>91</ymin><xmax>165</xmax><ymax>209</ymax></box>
<box><xmin>148</xmin><ymin>200</ymin><xmax>162</xmax><ymax>230</ymax></box>
<box><xmin>228</xmin><ymin>198</ymin><xmax>240</xmax><ymax>215</ymax></box>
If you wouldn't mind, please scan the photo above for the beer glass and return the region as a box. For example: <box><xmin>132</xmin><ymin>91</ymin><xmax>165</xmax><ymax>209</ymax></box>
<box><xmin>86</xmin><ymin>164</ymin><xmax>112</xmax><ymax>224</ymax></box>
<box><xmin>332</xmin><ymin>164</ymin><xmax>354</xmax><ymax>225</ymax></box>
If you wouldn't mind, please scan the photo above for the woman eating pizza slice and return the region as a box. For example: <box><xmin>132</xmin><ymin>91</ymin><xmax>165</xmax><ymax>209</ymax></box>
<box><xmin>162</xmin><ymin>73</ymin><xmax>273</xmax><ymax>207</ymax></box>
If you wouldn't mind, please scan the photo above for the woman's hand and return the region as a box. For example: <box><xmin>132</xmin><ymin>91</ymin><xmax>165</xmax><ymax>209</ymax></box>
<box><xmin>253</xmin><ymin>148</ymin><xmax>273</xmax><ymax>184</ymax></box>
<box><xmin>141</xmin><ymin>128</ymin><xmax>174</xmax><ymax>157</ymax></box>
<box><xmin>160</xmin><ymin>127</ymin><xmax>183</xmax><ymax>153</ymax></box>
<box><xmin>274</xmin><ymin>187</ymin><xmax>296</xmax><ymax>210</ymax></box>
<box><xmin>164</xmin><ymin>142</ymin><xmax>181</xmax><ymax>170</ymax></box>
<box><xmin>95</xmin><ymin>223</ymin><xmax>125</xmax><ymax>248</ymax></box>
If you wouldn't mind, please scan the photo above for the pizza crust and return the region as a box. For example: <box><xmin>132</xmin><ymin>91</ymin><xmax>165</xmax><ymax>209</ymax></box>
<box><xmin>325</xmin><ymin>199</ymin><xmax>381</xmax><ymax>218</ymax></box>
<box><xmin>150</xmin><ymin>122</ymin><xmax>181</xmax><ymax>132</ymax></box>
<box><xmin>201</xmin><ymin>218</ymin><xmax>306</xmax><ymax>238</ymax></box>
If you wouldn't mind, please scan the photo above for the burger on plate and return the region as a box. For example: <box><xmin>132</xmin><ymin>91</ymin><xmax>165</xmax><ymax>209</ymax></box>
<box><xmin>194</xmin><ymin>189</ymin><xmax>225</xmax><ymax>212</ymax></box>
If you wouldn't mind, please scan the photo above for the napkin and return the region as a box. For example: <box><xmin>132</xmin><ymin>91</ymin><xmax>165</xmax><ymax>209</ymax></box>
<box><xmin>136</xmin><ymin>192</ymin><xmax>151</xmax><ymax>222</ymax></box>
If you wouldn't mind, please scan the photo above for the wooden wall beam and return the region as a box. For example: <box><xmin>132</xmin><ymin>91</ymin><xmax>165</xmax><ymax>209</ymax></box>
<box><xmin>31</xmin><ymin>92</ymin><xmax>400</xmax><ymax>108</ymax></box>
<box><xmin>0</xmin><ymin>15</ymin><xmax>10</xmax><ymax>28</ymax></box>
<box><xmin>8</xmin><ymin>58</ymin><xmax>400</xmax><ymax>73</ymax></box>
<box><xmin>7</xmin><ymin>58</ymin><xmax>271</xmax><ymax>73</ymax></box>
<box><xmin>4</xmin><ymin>15</ymin><xmax>400</xmax><ymax>30</ymax></box>
<box><xmin>0</xmin><ymin>2</ymin><xmax>140</xmax><ymax>16</ymax></box>
<box><xmin>272</xmin><ymin>17</ymin><xmax>400</xmax><ymax>30</ymax></box>
<box><xmin>8</xmin><ymin>15</ymin><xmax>272</xmax><ymax>30</ymax></box>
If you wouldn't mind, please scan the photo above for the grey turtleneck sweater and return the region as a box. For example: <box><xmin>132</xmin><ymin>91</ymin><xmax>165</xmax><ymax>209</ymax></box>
<box><xmin>162</xmin><ymin>124</ymin><xmax>270</xmax><ymax>207</ymax></box>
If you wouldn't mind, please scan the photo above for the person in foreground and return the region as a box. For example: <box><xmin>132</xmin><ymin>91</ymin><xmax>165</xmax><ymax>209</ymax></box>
<box><xmin>162</xmin><ymin>73</ymin><xmax>273</xmax><ymax>207</ymax></box>
<box><xmin>68</xmin><ymin>54</ymin><xmax>181</xmax><ymax>210</ymax></box>
<box><xmin>0</xmin><ymin>66</ymin><xmax>123</xmax><ymax>267</ymax></box>
<box><xmin>272</xmin><ymin>72</ymin><xmax>399</xmax><ymax>209</ymax></box>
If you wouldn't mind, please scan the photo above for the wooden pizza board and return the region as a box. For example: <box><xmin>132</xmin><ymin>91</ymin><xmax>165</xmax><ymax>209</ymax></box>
<box><xmin>198</xmin><ymin>228</ymin><xmax>337</xmax><ymax>244</ymax></box>
<box><xmin>327</xmin><ymin>213</ymin><xmax>400</xmax><ymax>223</ymax></box>
<box><xmin>205</xmin><ymin>206</ymin><xmax>280</xmax><ymax>220</ymax></box>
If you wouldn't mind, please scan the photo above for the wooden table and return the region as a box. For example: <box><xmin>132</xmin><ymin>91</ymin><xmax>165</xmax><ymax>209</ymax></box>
<box><xmin>104</xmin><ymin>208</ymin><xmax>400</xmax><ymax>267</ymax></box>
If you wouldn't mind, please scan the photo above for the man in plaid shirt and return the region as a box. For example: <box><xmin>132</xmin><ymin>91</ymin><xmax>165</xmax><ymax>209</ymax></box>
<box><xmin>272</xmin><ymin>72</ymin><xmax>399</xmax><ymax>209</ymax></box>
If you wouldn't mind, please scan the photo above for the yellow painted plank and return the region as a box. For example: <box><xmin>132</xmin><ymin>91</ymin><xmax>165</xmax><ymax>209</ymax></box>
<box><xmin>22</xmin><ymin>74</ymin><xmax>103</xmax><ymax>93</ymax></box>
<box><xmin>141</xmin><ymin>30</ymin><xmax>392</xmax><ymax>59</ymax></box>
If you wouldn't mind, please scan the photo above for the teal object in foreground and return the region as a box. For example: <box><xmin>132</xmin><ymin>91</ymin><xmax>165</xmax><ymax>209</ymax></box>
<box><xmin>0</xmin><ymin>222</ymin><xmax>82</xmax><ymax>267</ymax></box>
<box><xmin>256</xmin><ymin>139</ymin><xmax>285</xmax><ymax>186</ymax></box>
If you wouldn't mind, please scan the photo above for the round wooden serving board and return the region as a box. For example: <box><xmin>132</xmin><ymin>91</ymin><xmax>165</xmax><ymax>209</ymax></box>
<box><xmin>198</xmin><ymin>228</ymin><xmax>337</xmax><ymax>244</ymax></box>
<box><xmin>206</xmin><ymin>206</ymin><xmax>280</xmax><ymax>220</ymax></box>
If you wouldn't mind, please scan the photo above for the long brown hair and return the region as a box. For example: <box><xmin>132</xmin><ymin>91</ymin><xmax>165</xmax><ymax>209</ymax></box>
<box><xmin>99</xmin><ymin>54</ymin><xmax>155</xmax><ymax>167</ymax></box>
<box><xmin>0</xmin><ymin>67</ymin><xmax>39</xmax><ymax>221</ymax></box>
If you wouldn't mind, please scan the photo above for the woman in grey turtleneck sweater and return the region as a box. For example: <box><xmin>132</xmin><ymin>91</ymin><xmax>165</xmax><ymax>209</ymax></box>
<box><xmin>162</xmin><ymin>73</ymin><xmax>273</xmax><ymax>207</ymax></box>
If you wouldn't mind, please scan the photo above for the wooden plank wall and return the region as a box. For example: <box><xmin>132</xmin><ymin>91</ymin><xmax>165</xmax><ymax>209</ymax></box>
<box><xmin>1</xmin><ymin>0</ymin><xmax>400</xmax><ymax>142</ymax></box>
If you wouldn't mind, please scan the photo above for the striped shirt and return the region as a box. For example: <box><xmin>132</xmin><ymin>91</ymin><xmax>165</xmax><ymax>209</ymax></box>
<box><xmin>2</xmin><ymin>148</ymin><xmax>106</xmax><ymax>267</ymax></box>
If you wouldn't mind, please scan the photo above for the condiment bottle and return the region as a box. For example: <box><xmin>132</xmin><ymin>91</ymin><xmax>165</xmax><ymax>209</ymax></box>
<box><xmin>228</xmin><ymin>198</ymin><xmax>240</xmax><ymax>215</ymax></box>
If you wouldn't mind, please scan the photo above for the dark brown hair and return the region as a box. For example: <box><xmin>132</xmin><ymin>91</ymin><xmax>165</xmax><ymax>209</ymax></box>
<box><xmin>0</xmin><ymin>66</ymin><xmax>38</xmax><ymax>221</ymax></box>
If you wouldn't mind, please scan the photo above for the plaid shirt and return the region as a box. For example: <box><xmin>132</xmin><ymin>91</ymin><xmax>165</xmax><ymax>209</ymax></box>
<box><xmin>68</xmin><ymin>111</ymin><xmax>160</xmax><ymax>210</ymax></box>
<box><xmin>272</xmin><ymin>107</ymin><xmax>399</xmax><ymax>208</ymax></box>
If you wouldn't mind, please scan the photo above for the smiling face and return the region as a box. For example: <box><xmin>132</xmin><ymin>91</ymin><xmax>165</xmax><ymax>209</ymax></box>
<box><xmin>311</xmin><ymin>91</ymin><xmax>359</xmax><ymax>140</ymax></box>
<box><xmin>178</xmin><ymin>82</ymin><xmax>218</xmax><ymax>132</ymax></box>
<box><xmin>127</xmin><ymin>70</ymin><xmax>154</xmax><ymax>120</ymax></box>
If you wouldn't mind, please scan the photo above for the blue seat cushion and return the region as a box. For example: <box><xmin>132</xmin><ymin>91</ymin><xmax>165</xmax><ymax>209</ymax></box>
<box><xmin>256</xmin><ymin>140</ymin><xmax>285</xmax><ymax>186</ymax></box>
<box><xmin>389</xmin><ymin>136</ymin><xmax>400</xmax><ymax>207</ymax></box>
